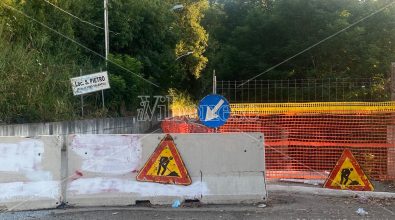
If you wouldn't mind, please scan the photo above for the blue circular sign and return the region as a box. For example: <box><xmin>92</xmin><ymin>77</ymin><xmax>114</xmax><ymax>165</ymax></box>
<box><xmin>198</xmin><ymin>94</ymin><xmax>231</xmax><ymax>128</ymax></box>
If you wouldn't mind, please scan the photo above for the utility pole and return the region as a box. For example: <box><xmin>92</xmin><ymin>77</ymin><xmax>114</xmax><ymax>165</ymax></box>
<box><xmin>103</xmin><ymin>0</ymin><xmax>109</xmax><ymax>109</ymax></box>
<box><xmin>104</xmin><ymin>0</ymin><xmax>109</xmax><ymax>61</ymax></box>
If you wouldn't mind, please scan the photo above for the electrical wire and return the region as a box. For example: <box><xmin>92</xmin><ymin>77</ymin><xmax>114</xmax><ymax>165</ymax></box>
<box><xmin>239</xmin><ymin>1</ymin><xmax>395</xmax><ymax>87</ymax></box>
<box><xmin>1</xmin><ymin>2</ymin><xmax>159</xmax><ymax>88</ymax></box>
<box><xmin>42</xmin><ymin>0</ymin><xmax>119</xmax><ymax>35</ymax></box>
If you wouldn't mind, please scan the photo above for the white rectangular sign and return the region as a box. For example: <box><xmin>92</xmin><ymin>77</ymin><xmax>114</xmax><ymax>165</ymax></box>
<box><xmin>70</xmin><ymin>71</ymin><xmax>110</xmax><ymax>96</ymax></box>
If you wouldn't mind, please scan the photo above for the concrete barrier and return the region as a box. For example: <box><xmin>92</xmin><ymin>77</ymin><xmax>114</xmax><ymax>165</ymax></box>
<box><xmin>0</xmin><ymin>136</ymin><xmax>63</xmax><ymax>211</ymax></box>
<box><xmin>65</xmin><ymin>133</ymin><xmax>266</xmax><ymax>206</ymax></box>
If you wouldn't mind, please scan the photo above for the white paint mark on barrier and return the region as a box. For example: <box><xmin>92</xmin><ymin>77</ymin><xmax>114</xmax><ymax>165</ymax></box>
<box><xmin>70</xmin><ymin>135</ymin><xmax>142</xmax><ymax>174</ymax></box>
<box><xmin>0</xmin><ymin>181</ymin><xmax>60</xmax><ymax>202</ymax></box>
<box><xmin>68</xmin><ymin>177</ymin><xmax>208</xmax><ymax>197</ymax></box>
<box><xmin>0</xmin><ymin>136</ymin><xmax>62</xmax><ymax>210</ymax></box>
<box><xmin>25</xmin><ymin>171</ymin><xmax>53</xmax><ymax>181</ymax></box>
<box><xmin>0</xmin><ymin>140</ymin><xmax>44</xmax><ymax>172</ymax></box>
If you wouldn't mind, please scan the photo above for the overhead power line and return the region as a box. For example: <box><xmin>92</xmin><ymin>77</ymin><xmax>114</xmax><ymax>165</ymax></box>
<box><xmin>239</xmin><ymin>0</ymin><xmax>395</xmax><ymax>87</ymax></box>
<box><xmin>1</xmin><ymin>2</ymin><xmax>159</xmax><ymax>88</ymax></box>
<box><xmin>42</xmin><ymin>0</ymin><xmax>119</xmax><ymax>35</ymax></box>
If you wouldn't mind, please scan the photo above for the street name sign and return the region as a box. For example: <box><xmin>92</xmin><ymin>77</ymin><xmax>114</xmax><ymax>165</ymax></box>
<box><xmin>70</xmin><ymin>71</ymin><xmax>110</xmax><ymax>96</ymax></box>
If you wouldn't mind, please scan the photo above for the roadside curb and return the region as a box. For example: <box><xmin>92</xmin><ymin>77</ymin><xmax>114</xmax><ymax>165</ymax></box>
<box><xmin>268</xmin><ymin>184</ymin><xmax>395</xmax><ymax>199</ymax></box>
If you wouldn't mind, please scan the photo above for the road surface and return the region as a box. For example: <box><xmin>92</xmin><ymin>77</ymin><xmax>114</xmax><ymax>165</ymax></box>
<box><xmin>2</xmin><ymin>191</ymin><xmax>395</xmax><ymax>219</ymax></box>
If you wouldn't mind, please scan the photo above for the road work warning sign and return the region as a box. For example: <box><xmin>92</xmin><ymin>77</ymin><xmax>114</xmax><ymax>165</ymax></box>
<box><xmin>324</xmin><ymin>149</ymin><xmax>374</xmax><ymax>191</ymax></box>
<box><xmin>137</xmin><ymin>134</ymin><xmax>191</xmax><ymax>185</ymax></box>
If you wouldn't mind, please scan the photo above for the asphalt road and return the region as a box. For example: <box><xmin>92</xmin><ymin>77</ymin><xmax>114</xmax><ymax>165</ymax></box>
<box><xmin>1</xmin><ymin>192</ymin><xmax>395</xmax><ymax>219</ymax></box>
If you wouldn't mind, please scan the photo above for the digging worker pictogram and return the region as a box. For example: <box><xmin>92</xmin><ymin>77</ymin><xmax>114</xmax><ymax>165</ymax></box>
<box><xmin>340</xmin><ymin>168</ymin><xmax>353</xmax><ymax>185</ymax></box>
<box><xmin>157</xmin><ymin>156</ymin><xmax>173</xmax><ymax>176</ymax></box>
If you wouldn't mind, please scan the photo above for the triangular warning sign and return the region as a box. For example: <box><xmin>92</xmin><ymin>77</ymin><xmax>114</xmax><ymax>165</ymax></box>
<box><xmin>324</xmin><ymin>149</ymin><xmax>374</xmax><ymax>191</ymax></box>
<box><xmin>136</xmin><ymin>134</ymin><xmax>191</xmax><ymax>185</ymax></box>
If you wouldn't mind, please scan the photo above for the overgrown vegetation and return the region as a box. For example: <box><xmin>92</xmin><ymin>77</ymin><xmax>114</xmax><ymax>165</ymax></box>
<box><xmin>0</xmin><ymin>0</ymin><xmax>394</xmax><ymax>123</ymax></box>
<box><xmin>168</xmin><ymin>88</ymin><xmax>197</xmax><ymax>117</ymax></box>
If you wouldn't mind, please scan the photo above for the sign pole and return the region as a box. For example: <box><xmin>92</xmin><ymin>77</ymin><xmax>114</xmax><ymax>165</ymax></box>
<box><xmin>100</xmin><ymin>68</ymin><xmax>105</xmax><ymax>109</ymax></box>
<box><xmin>213</xmin><ymin>70</ymin><xmax>218</xmax><ymax>132</ymax></box>
<box><xmin>101</xmin><ymin>89</ymin><xmax>105</xmax><ymax>109</ymax></box>
<box><xmin>213</xmin><ymin>69</ymin><xmax>216</xmax><ymax>94</ymax></box>
<box><xmin>80</xmin><ymin>69</ymin><xmax>84</xmax><ymax>117</ymax></box>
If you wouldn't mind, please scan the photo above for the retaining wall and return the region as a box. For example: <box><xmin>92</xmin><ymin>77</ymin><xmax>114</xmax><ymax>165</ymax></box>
<box><xmin>0</xmin><ymin>116</ymin><xmax>157</xmax><ymax>136</ymax></box>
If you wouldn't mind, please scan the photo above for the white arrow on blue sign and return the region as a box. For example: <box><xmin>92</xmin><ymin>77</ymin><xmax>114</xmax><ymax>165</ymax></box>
<box><xmin>197</xmin><ymin>94</ymin><xmax>231</xmax><ymax>128</ymax></box>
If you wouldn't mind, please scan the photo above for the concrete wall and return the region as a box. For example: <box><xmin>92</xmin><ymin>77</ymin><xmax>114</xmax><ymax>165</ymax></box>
<box><xmin>0</xmin><ymin>116</ymin><xmax>157</xmax><ymax>136</ymax></box>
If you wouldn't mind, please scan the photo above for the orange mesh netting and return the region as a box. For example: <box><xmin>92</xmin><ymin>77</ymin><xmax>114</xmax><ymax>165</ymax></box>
<box><xmin>161</xmin><ymin>102</ymin><xmax>395</xmax><ymax>180</ymax></box>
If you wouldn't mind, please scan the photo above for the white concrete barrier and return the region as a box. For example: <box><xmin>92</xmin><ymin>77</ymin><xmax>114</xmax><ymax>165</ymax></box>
<box><xmin>0</xmin><ymin>136</ymin><xmax>63</xmax><ymax>211</ymax></box>
<box><xmin>65</xmin><ymin>133</ymin><xmax>266</xmax><ymax>206</ymax></box>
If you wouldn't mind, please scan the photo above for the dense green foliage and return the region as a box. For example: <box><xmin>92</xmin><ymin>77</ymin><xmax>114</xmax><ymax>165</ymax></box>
<box><xmin>203</xmin><ymin>0</ymin><xmax>395</xmax><ymax>81</ymax></box>
<box><xmin>0</xmin><ymin>0</ymin><xmax>208</xmax><ymax>123</ymax></box>
<box><xmin>0</xmin><ymin>0</ymin><xmax>395</xmax><ymax>123</ymax></box>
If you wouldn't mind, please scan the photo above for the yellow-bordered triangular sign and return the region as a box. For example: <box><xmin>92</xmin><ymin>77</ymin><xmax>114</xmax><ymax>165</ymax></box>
<box><xmin>136</xmin><ymin>134</ymin><xmax>191</xmax><ymax>185</ymax></box>
<box><xmin>324</xmin><ymin>149</ymin><xmax>374</xmax><ymax>191</ymax></box>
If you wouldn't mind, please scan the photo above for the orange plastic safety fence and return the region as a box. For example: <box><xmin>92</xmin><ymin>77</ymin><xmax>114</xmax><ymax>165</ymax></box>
<box><xmin>162</xmin><ymin>116</ymin><xmax>214</xmax><ymax>133</ymax></box>
<box><xmin>161</xmin><ymin>102</ymin><xmax>395</xmax><ymax>181</ymax></box>
<box><xmin>219</xmin><ymin>114</ymin><xmax>395</xmax><ymax>180</ymax></box>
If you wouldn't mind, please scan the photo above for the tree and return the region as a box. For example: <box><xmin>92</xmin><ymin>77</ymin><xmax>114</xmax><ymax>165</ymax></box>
<box><xmin>203</xmin><ymin>0</ymin><xmax>395</xmax><ymax>83</ymax></box>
